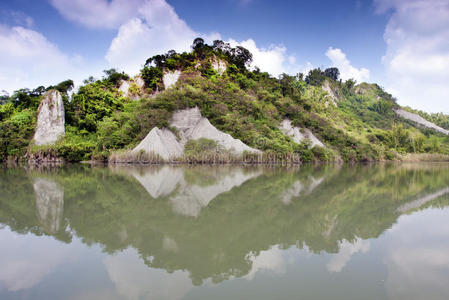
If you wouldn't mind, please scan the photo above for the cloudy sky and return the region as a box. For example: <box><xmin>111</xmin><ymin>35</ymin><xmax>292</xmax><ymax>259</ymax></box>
<box><xmin>0</xmin><ymin>0</ymin><xmax>448</xmax><ymax>112</ymax></box>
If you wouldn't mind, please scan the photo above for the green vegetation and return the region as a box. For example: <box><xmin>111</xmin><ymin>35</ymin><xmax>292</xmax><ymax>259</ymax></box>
<box><xmin>2</xmin><ymin>38</ymin><xmax>449</xmax><ymax>163</ymax></box>
<box><xmin>2</xmin><ymin>163</ymin><xmax>449</xmax><ymax>283</ymax></box>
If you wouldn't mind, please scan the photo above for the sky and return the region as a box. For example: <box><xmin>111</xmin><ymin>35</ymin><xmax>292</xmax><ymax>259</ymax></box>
<box><xmin>0</xmin><ymin>0</ymin><xmax>448</xmax><ymax>113</ymax></box>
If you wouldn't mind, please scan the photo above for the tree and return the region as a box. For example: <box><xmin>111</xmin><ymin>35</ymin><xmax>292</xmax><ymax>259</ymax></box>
<box><xmin>305</xmin><ymin>68</ymin><xmax>325</xmax><ymax>86</ymax></box>
<box><xmin>53</xmin><ymin>79</ymin><xmax>75</xmax><ymax>93</ymax></box>
<box><xmin>324</xmin><ymin>68</ymin><xmax>340</xmax><ymax>81</ymax></box>
<box><xmin>192</xmin><ymin>37</ymin><xmax>205</xmax><ymax>50</ymax></box>
<box><xmin>103</xmin><ymin>70</ymin><xmax>129</xmax><ymax>87</ymax></box>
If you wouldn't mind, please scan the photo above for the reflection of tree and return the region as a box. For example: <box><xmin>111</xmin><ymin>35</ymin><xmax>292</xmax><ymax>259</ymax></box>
<box><xmin>1</xmin><ymin>163</ymin><xmax>449</xmax><ymax>285</ymax></box>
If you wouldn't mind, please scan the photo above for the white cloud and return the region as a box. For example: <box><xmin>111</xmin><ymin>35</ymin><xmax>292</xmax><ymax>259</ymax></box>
<box><xmin>326</xmin><ymin>47</ymin><xmax>370</xmax><ymax>82</ymax></box>
<box><xmin>0</xmin><ymin>25</ymin><xmax>97</xmax><ymax>93</ymax></box>
<box><xmin>375</xmin><ymin>0</ymin><xmax>449</xmax><ymax>113</ymax></box>
<box><xmin>105</xmin><ymin>0</ymin><xmax>219</xmax><ymax>75</ymax></box>
<box><xmin>245</xmin><ymin>245</ymin><xmax>287</xmax><ymax>280</ymax></box>
<box><xmin>104</xmin><ymin>248</ymin><xmax>193</xmax><ymax>300</ymax></box>
<box><xmin>326</xmin><ymin>238</ymin><xmax>370</xmax><ymax>273</ymax></box>
<box><xmin>49</xmin><ymin>0</ymin><xmax>144</xmax><ymax>29</ymax></box>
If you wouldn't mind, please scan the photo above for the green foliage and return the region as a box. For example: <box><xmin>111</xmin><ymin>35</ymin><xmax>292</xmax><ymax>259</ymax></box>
<box><xmin>305</xmin><ymin>68</ymin><xmax>325</xmax><ymax>86</ymax></box>
<box><xmin>141</xmin><ymin>66</ymin><xmax>163</xmax><ymax>91</ymax></box>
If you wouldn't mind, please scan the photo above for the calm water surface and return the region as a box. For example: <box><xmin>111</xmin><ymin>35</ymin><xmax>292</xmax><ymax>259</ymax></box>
<box><xmin>1</xmin><ymin>163</ymin><xmax>449</xmax><ymax>300</ymax></box>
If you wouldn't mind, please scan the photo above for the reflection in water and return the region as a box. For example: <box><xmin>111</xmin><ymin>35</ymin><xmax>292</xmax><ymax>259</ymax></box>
<box><xmin>326</xmin><ymin>238</ymin><xmax>370</xmax><ymax>273</ymax></box>
<box><xmin>1</xmin><ymin>163</ymin><xmax>449</xmax><ymax>299</ymax></box>
<box><xmin>118</xmin><ymin>165</ymin><xmax>262</xmax><ymax>217</ymax></box>
<box><xmin>386</xmin><ymin>209</ymin><xmax>449</xmax><ymax>300</ymax></box>
<box><xmin>104</xmin><ymin>248</ymin><xmax>193</xmax><ymax>300</ymax></box>
<box><xmin>33</xmin><ymin>178</ymin><xmax>64</xmax><ymax>234</ymax></box>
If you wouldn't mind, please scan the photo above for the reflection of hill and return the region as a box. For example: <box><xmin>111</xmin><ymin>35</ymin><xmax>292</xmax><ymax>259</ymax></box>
<box><xmin>115</xmin><ymin>165</ymin><xmax>263</xmax><ymax>217</ymax></box>
<box><xmin>1</xmin><ymin>163</ymin><xmax>449</xmax><ymax>285</ymax></box>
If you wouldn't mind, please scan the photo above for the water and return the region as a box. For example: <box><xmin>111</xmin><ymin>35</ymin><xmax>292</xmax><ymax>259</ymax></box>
<box><xmin>1</xmin><ymin>163</ymin><xmax>449</xmax><ymax>300</ymax></box>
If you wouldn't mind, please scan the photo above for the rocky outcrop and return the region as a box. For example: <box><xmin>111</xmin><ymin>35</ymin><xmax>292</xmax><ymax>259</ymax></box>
<box><xmin>171</xmin><ymin>107</ymin><xmax>260</xmax><ymax>153</ymax></box>
<box><xmin>33</xmin><ymin>90</ymin><xmax>65</xmax><ymax>146</ymax></box>
<box><xmin>394</xmin><ymin>108</ymin><xmax>449</xmax><ymax>135</ymax></box>
<box><xmin>163</xmin><ymin>70</ymin><xmax>181</xmax><ymax>89</ymax></box>
<box><xmin>279</xmin><ymin>119</ymin><xmax>325</xmax><ymax>148</ymax></box>
<box><xmin>133</xmin><ymin>107</ymin><xmax>260</xmax><ymax>160</ymax></box>
<box><xmin>119</xmin><ymin>76</ymin><xmax>145</xmax><ymax>99</ymax></box>
<box><xmin>133</xmin><ymin>128</ymin><xmax>183</xmax><ymax>161</ymax></box>
<box><xmin>212</xmin><ymin>58</ymin><xmax>227</xmax><ymax>75</ymax></box>
<box><xmin>322</xmin><ymin>80</ymin><xmax>338</xmax><ymax>106</ymax></box>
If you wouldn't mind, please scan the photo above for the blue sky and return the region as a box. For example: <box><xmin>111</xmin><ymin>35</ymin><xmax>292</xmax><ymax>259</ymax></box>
<box><xmin>0</xmin><ymin>0</ymin><xmax>448</xmax><ymax>112</ymax></box>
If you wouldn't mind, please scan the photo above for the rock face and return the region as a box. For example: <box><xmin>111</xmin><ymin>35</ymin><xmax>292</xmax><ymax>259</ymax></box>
<box><xmin>33</xmin><ymin>90</ymin><xmax>65</xmax><ymax>146</ymax></box>
<box><xmin>212</xmin><ymin>58</ymin><xmax>227</xmax><ymax>75</ymax></box>
<box><xmin>163</xmin><ymin>70</ymin><xmax>181</xmax><ymax>89</ymax></box>
<box><xmin>394</xmin><ymin>108</ymin><xmax>449</xmax><ymax>135</ymax></box>
<box><xmin>133</xmin><ymin>107</ymin><xmax>260</xmax><ymax>160</ymax></box>
<box><xmin>322</xmin><ymin>80</ymin><xmax>338</xmax><ymax>106</ymax></box>
<box><xmin>279</xmin><ymin>119</ymin><xmax>325</xmax><ymax>148</ymax></box>
<box><xmin>133</xmin><ymin>127</ymin><xmax>183</xmax><ymax>161</ymax></box>
<box><xmin>171</xmin><ymin>107</ymin><xmax>260</xmax><ymax>153</ymax></box>
<box><xmin>119</xmin><ymin>81</ymin><xmax>130</xmax><ymax>97</ymax></box>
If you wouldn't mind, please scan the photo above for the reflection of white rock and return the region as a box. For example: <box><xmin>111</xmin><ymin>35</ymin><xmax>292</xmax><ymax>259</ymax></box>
<box><xmin>33</xmin><ymin>178</ymin><xmax>64</xmax><ymax>234</ymax></box>
<box><xmin>397</xmin><ymin>187</ymin><xmax>449</xmax><ymax>213</ymax></box>
<box><xmin>104</xmin><ymin>248</ymin><xmax>193</xmax><ymax>300</ymax></box>
<box><xmin>245</xmin><ymin>246</ymin><xmax>286</xmax><ymax>280</ymax></box>
<box><xmin>123</xmin><ymin>166</ymin><xmax>261</xmax><ymax>217</ymax></box>
<box><xmin>163</xmin><ymin>70</ymin><xmax>181</xmax><ymax>89</ymax></box>
<box><xmin>33</xmin><ymin>90</ymin><xmax>65</xmax><ymax>146</ymax></box>
<box><xmin>281</xmin><ymin>181</ymin><xmax>304</xmax><ymax>205</ymax></box>
<box><xmin>281</xmin><ymin>176</ymin><xmax>325</xmax><ymax>205</ymax></box>
<box><xmin>128</xmin><ymin>166</ymin><xmax>184</xmax><ymax>198</ymax></box>
<box><xmin>279</xmin><ymin>120</ymin><xmax>325</xmax><ymax>148</ymax></box>
<box><xmin>326</xmin><ymin>238</ymin><xmax>370</xmax><ymax>273</ymax></box>
<box><xmin>385</xmin><ymin>209</ymin><xmax>449</xmax><ymax>300</ymax></box>
<box><xmin>170</xmin><ymin>168</ymin><xmax>261</xmax><ymax>217</ymax></box>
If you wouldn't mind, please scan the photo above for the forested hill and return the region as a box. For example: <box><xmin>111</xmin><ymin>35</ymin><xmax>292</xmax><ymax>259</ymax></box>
<box><xmin>1</xmin><ymin>38</ymin><xmax>449</xmax><ymax>163</ymax></box>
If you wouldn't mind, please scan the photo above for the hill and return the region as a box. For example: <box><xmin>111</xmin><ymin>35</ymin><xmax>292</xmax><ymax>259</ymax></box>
<box><xmin>1</xmin><ymin>38</ymin><xmax>449</xmax><ymax>163</ymax></box>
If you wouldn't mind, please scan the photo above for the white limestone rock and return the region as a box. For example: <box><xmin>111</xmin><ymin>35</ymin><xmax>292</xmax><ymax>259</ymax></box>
<box><xmin>279</xmin><ymin>119</ymin><xmax>325</xmax><ymax>148</ymax></box>
<box><xmin>132</xmin><ymin>127</ymin><xmax>183</xmax><ymax>161</ymax></box>
<box><xmin>133</xmin><ymin>107</ymin><xmax>260</xmax><ymax>160</ymax></box>
<box><xmin>33</xmin><ymin>90</ymin><xmax>65</xmax><ymax>146</ymax></box>
<box><xmin>119</xmin><ymin>80</ymin><xmax>130</xmax><ymax>97</ymax></box>
<box><xmin>171</xmin><ymin>107</ymin><xmax>261</xmax><ymax>154</ymax></box>
<box><xmin>163</xmin><ymin>70</ymin><xmax>181</xmax><ymax>89</ymax></box>
<box><xmin>322</xmin><ymin>80</ymin><xmax>338</xmax><ymax>106</ymax></box>
<box><xmin>212</xmin><ymin>58</ymin><xmax>227</xmax><ymax>75</ymax></box>
<box><xmin>394</xmin><ymin>108</ymin><xmax>449</xmax><ymax>135</ymax></box>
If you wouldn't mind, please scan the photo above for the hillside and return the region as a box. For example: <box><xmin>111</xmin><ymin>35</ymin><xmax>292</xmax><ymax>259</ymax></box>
<box><xmin>1</xmin><ymin>38</ymin><xmax>449</xmax><ymax>163</ymax></box>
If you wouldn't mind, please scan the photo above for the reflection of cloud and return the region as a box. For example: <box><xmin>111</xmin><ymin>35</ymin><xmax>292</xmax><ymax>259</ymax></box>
<box><xmin>0</xmin><ymin>228</ymin><xmax>74</xmax><ymax>292</ymax></box>
<box><xmin>104</xmin><ymin>248</ymin><xmax>193</xmax><ymax>300</ymax></box>
<box><xmin>245</xmin><ymin>246</ymin><xmax>287</xmax><ymax>280</ymax></box>
<box><xmin>386</xmin><ymin>209</ymin><xmax>449</xmax><ymax>300</ymax></box>
<box><xmin>326</xmin><ymin>238</ymin><xmax>370</xmax><ymax>273</ymax></box>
